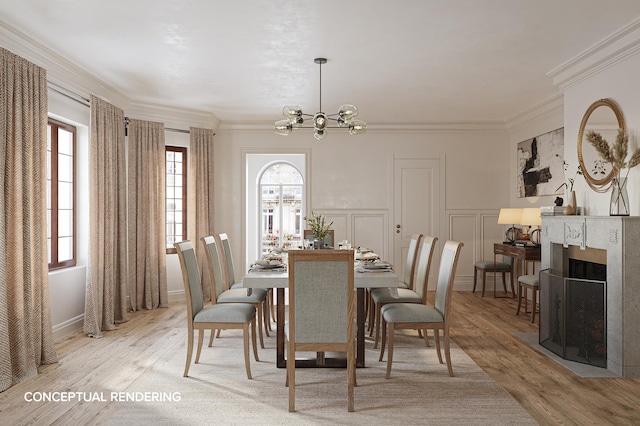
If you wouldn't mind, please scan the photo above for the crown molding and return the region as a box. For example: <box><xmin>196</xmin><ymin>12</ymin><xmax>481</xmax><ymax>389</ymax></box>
<box><xmin>126</xmin><ymin>101</ymin><xmax>219</xmax><ymax>131</ymax></box>
<box><xmin>547</xmin><ymin>17</ymin><xmax>640</xmax><ymax>91</ymax></box>
<box><xmin>505</xmin><ymin>93</ymin><xmax>564</xmax><ymax>132</ymax></box>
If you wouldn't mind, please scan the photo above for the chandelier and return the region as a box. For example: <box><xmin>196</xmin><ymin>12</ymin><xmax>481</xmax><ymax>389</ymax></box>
<box><xmin>274</xmin><ymin>58</ymin><xmax>367</xmax><ymax>140</ymax></box>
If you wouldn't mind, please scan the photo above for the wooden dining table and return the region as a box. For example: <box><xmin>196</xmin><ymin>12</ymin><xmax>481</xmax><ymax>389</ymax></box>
<box><xmin>242</xmin><ymin>262</ymin><xmax>399</xmax><ymax>368</ymax></box>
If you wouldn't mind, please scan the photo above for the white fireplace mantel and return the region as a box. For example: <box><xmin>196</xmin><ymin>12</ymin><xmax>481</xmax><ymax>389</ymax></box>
<box><xmin>541</xmin><ymin>215</ymin><xmax>640</xmax><ymax>377</ymax></box>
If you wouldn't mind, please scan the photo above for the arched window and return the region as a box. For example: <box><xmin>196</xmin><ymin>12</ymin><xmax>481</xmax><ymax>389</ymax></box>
<box><xmin>259</xmin><ymin>162</ymin><xmax>303</xmax><ymax>254</ymax></box>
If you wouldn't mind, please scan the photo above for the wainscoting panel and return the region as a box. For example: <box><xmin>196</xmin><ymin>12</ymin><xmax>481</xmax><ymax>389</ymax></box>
<box><xmin>318</xmin><ymin>209</ymin><xmax>389</xmax><ymax>259</ymax></box>
<box><xmin>447</xmin><ymin>210</ymin><xmax>501</xmax><ymax>291</ymax></box>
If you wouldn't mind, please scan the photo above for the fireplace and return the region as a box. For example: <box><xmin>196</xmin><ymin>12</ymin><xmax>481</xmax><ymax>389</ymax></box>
<box><xmin>540</xmin><ymin>216</ymin><xmax>640</xmax><ymax>377</ymax></box>
<box><xmin>539</xmin><ymin>259</ymin><xmax>606</xmax><ymax>368</ymax></box>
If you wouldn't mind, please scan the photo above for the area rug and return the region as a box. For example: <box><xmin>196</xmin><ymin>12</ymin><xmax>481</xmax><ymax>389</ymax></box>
<box><xmin>514</xmin><ymin>332</ymin><xmax>618</xmax><ymax>378</ymax></box>
<box><xmin>106</xmin><ymin>329</ymin><xmax>536</xmax><ymax>425</ymax></box>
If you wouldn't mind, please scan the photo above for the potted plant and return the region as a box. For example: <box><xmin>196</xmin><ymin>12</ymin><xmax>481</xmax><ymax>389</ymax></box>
<box><xmin>304</xmin><ymin>211</ymin><xmax>333</xmax><ymax>248</ymax></box>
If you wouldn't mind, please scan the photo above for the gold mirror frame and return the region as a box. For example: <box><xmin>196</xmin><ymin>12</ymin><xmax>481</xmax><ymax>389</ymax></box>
<box><xmin>577</xmin><ymin>98</ymin><xmax>626</xmax><ymax>192</ymax></box>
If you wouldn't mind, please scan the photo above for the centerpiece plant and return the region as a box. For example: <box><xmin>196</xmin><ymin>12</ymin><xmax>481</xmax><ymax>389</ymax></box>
<box><xmin>304</xmin><ymin>211</ymin><xmax>333</xmax><ymax>241</ymax></box>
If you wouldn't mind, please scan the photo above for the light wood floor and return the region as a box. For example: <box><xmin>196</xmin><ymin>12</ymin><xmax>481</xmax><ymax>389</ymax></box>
<box><xmin>2</xmin><ymin>291</ymin><xmax>640</xmax><ymax>425</ymax></box>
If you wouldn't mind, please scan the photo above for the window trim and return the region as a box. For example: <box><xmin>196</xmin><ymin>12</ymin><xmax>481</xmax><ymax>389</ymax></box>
<box><xmin>166</xmin><ymin>146</ymin><xmax>188</xmax><ymax>254</ymax></box>
<box><xmin>48</xmin><ymin>118</ymin><xmax>76</xmax><ymax>271</ymax></box>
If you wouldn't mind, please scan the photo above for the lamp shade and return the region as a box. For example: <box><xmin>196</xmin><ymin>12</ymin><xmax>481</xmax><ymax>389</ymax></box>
<box><xmin>520</xmin><ymin>208</ymin><xmax>542</xmax><ymax>227</ymax></box>
<box><xmin>497</xmin><ymin>208</ymin><xmax>523</xmax><ymax>225</ymax></box>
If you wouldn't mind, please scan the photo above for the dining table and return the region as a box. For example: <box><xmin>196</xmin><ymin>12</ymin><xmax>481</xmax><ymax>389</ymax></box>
<box><xmin>242</xmin><ymin>255</ymin><xmax>399</xmax><ymax>368</ymax></box>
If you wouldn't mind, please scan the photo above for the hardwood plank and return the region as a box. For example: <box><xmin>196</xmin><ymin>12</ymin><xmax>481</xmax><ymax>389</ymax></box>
<box><xmin>1</xmin><ymin>293</ymin><xmax>639</xmax><ymax>425</ymax></box>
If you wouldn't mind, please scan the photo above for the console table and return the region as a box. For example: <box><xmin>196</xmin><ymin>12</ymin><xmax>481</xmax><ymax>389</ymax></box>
<box><xmin>493</xmin><ymin>243</ymin><xmax>541</xmax><ymax>297</ymax></box>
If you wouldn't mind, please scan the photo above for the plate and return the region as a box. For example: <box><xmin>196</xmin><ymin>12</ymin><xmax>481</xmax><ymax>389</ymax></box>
<box><xmin>363</xmin><ymin>262</ymin><xmax>391</xmax><ymax>270</ymax></box>
<box><xmin>253</xmin><ymin>263</ymin><xmax>284</xmax><ymax>269</ymax></box>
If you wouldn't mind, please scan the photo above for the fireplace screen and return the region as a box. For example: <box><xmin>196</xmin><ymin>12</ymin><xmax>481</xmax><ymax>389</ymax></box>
<box><xmin>539</xmin><ymin>269</ymin><xmax>606</xmax><ymax>368</ymax></box>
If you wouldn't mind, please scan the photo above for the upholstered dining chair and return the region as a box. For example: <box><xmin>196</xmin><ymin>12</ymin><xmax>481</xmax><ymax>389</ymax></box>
<box><xmin>174</xmin><ymin>240</ymin><xmax>258</xmax><ymax>379</ymax></box>
<box><xmin>286</xmin><ymin>249</ymin><xmax>356</xmax><ymax>412</ymax></box>
<box><xmin>473</xmin><ymin>255</ymin><xmax>514</xmax><ymax>297</ymax></box>
<box><xmin>379</xmin><ymin>240</ymin><xmax>464</xmax><ymax>379</ymax></box>
<box><xmin>370</xmin><ymin>236</ymin><xmax>438</xmax><ymax>349</ymax></box>
<box><xmin>218</xmin><ymin>232</ymin><xmax>271</xmax><ymax>336</ymax></box>
<box><xmin>367</xmin><ymin>233</ymin><xmax>423</xmax><ymax>343</ymax></box>
<box><xmin>202</xmin><ymin>236</ymin><xmax>269</xmax><ymax>348</ymax></box>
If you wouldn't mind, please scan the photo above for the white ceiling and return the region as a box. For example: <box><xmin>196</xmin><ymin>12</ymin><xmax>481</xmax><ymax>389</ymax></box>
<box><xmin>2</xmin><ymin>1</ymin><xmax>640</xmax><ymax>127</ymax></box>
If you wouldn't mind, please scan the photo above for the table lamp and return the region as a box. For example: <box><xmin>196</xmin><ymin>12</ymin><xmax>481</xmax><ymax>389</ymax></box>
<box><xmin>497</xmin><ymin>208</ymin><xmax>523</xmax><ymax>244</ymax></box>
<box><xmin>520</xmin><ymin>207</ymin><xmax>542</xmax><ymax>245</ymax></box>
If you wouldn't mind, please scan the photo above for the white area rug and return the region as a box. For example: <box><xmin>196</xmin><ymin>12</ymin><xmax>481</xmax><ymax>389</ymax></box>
<box><xmin>106</xmin><ymin>329</ymin><xmax>536</xmax><ymax>425</ymax></box>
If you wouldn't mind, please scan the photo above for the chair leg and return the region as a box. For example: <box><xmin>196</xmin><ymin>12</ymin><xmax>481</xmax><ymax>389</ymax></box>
<box><xmin>434</xmin><ymin>329</ymin><xmax>443</xmax><ymax>364</ymax></box>
<box><xmin>379</xmin><ymin>317</ymin><xmax>387</xmax><ymax>362</ymax></box>
<box><xmin>368</xmin><ymin>298</ymin><xmax>376</xmax><ymax>336</ymax></box>
<box><xmin>481</xmin><ymin>270</ymin><xmax>487</xmax><ymax>297</ymax></box>
<box><xmin>501</xmin><ymin>271</ymin><xmax>508</xmax><ymax>293</ymax></box>
<box><xmin>516</xmin><ymin>283</ymin><xmax>523</xmax><ymax>315</ymax></box>
<box><xmin>531</xmin><ymin>286</ymin><xmax>538</xmax><ymax>323</ymax></box>
<box><xmin>374</xmin><ymin>304</ymin><xmax>383</xmax><ymax>349</ymax></box>
<box><xmin>422</xmin><ymin>328</ymin><xmax>430</xmax><ymax>347</ymax></box>
<box><xmin>243</xmin><ymin>322</ymin><xmax>252</xmax><ymax>380</ymax></box>
<box><xmin>263</xmin><ymin>299</ymin><xmax>270</xmax><ymax>337</ymax></box>
<box><xmin>195</xmin><ymin>328</ymin><xmax>205</xmax><ymax>364</ymax></box>
<box><xmin>524</xmin><ymin>286</ymin><xmax>529</xmax><ymax>315</ymax></box>
<box><xmin>348</xmin><ymin>342</ymin><xmax>355</xmax><ymax>412</ymax></box>
<box><xmin>443</xmin><ymin>327</ymin><xmax>454</xmax><ymax>377</ymax></box>
<box><xmin>385</xmin><ymin>322</ymin><xmax>395</xmax><ymax>379</ymax></box>
<box><xmin>256</xmin><ymin>304</ymin><xmax>265</xmax><ymax>349</ymax></box>
<box><xmin>288</xmin><ymin>345</ymin><xmax>295</xmax><ymax>412</ymax></box>
<box><xmin>208</xmin><ymin>329</ymin><xmax>215</xmax><ymax>347</ymax></box>
<box><xmin>251</xmin><ymin>317</ymin><xmax>259</xmax><ymax>362</ymax></box>
<box><xmin>184</xmin><ymin>329</ymin><xmax>194</xmax><ymax>377</ymax></box>
<box><xmin>472</xmin><ymin>267</ymin><xmax>478</xmax><ymax>292</ymax></box>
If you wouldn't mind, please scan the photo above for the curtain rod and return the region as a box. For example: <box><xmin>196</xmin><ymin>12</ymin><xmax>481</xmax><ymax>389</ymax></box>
<box><xmin>47</xmin><ymin>84</ymin><xmax>214</xmax><ymax>136</ymax></box>
<box><xmin>47</xmin><ymin>81</ymin><xmax>90</xmax><ymax>107</ymax></box>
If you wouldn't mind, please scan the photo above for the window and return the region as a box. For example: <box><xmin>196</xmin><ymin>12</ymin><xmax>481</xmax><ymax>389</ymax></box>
<box><xmin>259</xmin><ymin>163</ymin><xmax>303</xmax><ymax>254</ymax></box>
<box><xmin>47</xmin><ymin>118</ymin><xmax>76</xmax><ymax>270</ymax></box>
<box><xmin>166</xmin><ymin>146</ymin><xmax>187</xmax><ymax>254</ymax></box>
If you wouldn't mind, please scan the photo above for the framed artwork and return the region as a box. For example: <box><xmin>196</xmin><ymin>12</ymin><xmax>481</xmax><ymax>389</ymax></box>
<box><xmin>517</xmin><ymin>128</ymin><xmax>564</xmax><ymax>197</ymax></box>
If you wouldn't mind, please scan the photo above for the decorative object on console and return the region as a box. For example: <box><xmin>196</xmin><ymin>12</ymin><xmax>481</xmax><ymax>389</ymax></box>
<box><xmin>586</xmin><ymin>128</ymin><xmax>639</xmax><ymax>216</ymax></box>
<box><xmin>497</xmin><ymin>208</ymin><xmax>523</xmax><ymax>244</ymax></box>
<box><xmin>274</xmin><ymin>58</ymin><xmax>367</xmax><ymax>140</ymax></box>
<box><xmin>519</xmin><ymin>208</ymin><xmax>542</xmax><ymax>246</ymax></box>
<box><xmin>555</xmin><ymin>161</ymin><xmax>581</xmax><ymax>215</ymax></box>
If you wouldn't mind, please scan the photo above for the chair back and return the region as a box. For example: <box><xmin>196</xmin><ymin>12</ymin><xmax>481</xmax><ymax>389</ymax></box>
<box><xmin>218</xmin><ymin>233</ymin><xmax>236</xmax><ymax>289</ymax></box>
<box><xmin>403</xmin><ymin>233</ymin><xmax>424</xmax><ymax>289</ymax></box>
<box><xmin>174</xmin><ymin>240</ymin><xmax>203</xmax><ymax>320</ymax></box>
<box><xmin>414</xmin><ymin>236</ymin><xmax>438</xmax><ymax>303</ymax></box>
<box><xmin>288</xmin><ymin>250</ymin><xmax>354</xmax><ymax>344</ymax></box>
<box><xmin>201</xmin><ymin>236</ymin><xmax>226</xmax><ymax>302</ymax></box>
<box><xmin>434</xmin><ymin>241</ymin><xmax>464</xmax><ymax>319</ymax></box>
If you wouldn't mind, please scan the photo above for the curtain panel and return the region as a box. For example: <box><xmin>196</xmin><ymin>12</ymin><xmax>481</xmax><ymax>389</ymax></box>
<box><xmin>84</xmin><ymin>95</ymin><xmax>128</xmax><ymax>337</ymax></box>
<box><xmin>0</xmin><ymin>47</ymin><xmax>57</xmax><ymax>392</ymax></box>
<box><xmin>190</xmin><ymin>127</ymin><xmax>215</xmax><ymax>301</ymax></box>
<box><xmin>127</xmin><ymin>119</ymin><xmax>168</xmax><ymax>311</ymax></box>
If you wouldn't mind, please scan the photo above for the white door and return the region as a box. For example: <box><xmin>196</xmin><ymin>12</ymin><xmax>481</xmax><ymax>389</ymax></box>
<box><xmin>393</xmin><ymin>158</ymin><xmax>440</xmax><ymax>282</ymax></box>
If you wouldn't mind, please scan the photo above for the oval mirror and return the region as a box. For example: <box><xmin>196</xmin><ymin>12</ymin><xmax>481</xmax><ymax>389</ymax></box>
<box><xmin>577</xmin><ymin>98</ymin><xmax>626</xmax><ymax>192</ymax></box>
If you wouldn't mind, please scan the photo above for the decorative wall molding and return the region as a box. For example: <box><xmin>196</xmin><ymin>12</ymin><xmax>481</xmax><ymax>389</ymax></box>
<box><xmin>547</xmin><ymin>17</ymin><xmax>640</xmax><ymax>91</ymax></box>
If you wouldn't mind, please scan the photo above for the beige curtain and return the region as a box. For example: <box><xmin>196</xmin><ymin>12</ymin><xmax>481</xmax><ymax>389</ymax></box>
<box><xmin>83</xmin><ymin>95</ymin><xmax>128</xmax><ymax>337</ymax></box>
<box><xmin>190</xmin><ymin>127</ymin><xmax>216</xmax><ymax>301</ymax></box>
<box><xmin>128</xmin><ymin>119</ymin><xmax>168</xmax><ymax>311</ymax></box>
<box><xmin>0</xmin><ymin>47</ymin><xmax>57</xmax><ymax>392</ymax></box>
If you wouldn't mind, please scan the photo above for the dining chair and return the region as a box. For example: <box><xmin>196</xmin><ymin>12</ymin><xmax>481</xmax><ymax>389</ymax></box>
<box><xmin>367</xmin><ymin>233</ymin><xmax>423</xmax><ymax>341</ymax></box>
<box><xmin>379</xmin><ymin>240</ymin><xmax>464</xmax><ymax>379</ymax></box>
<box><xmin>370</xmin><ymin>236</ymin><xmax>438</xmax><ymax>349</ymax></box>
<box><xmin>174</xmin><ymin>240</ymin><xmax>258</xmax><ymax>379</ymax></box>
<box><xmin>202</xmin><ymin>236</ymin><xmax>269</xmax><ymax>348</ymax></box>
<box><xmin>218</xmin><ymin>232</ymin><xmax>271</xmax><ymax>336</ymax></box>
<box><xmin>473</xmin><ymin>255</ymin><xmax>514</xmax><ymax>297</ymax></box>
<box><xmin>286</xmin><ymin>249</ymin><xmax>356</xmax><ymax>412</ymax></box>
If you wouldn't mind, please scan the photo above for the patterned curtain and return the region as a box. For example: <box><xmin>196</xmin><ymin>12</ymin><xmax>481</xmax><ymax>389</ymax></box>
<box><xmin>128</xmin><ymin>119</ymin><xmax>168</xmax><ymax>311</ymax></box>
<box><xmin>83</xmin><ymin>95</ymin><xmax>128</xmax><ymax>337</ymax></box>
<box><xmin>190</xmin><ymin>127</ymin><xmax>215</xmax><ymax>301</ymax></box>
<box><xmin>0</xmin><ymin>47</ymin><xmax>57</xmax><ymax>392</ymax></box>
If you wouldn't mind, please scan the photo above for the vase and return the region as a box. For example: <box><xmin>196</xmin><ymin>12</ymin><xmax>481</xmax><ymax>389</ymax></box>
<box><xmin>610</xmin><ymin>176</ymin><xmax>630</xmax><ymax>216</ymax></box>
<box><xmin>563</xmin><ymin>190</ymin><xmax>576</xmax><ymax>215</ymax></box>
